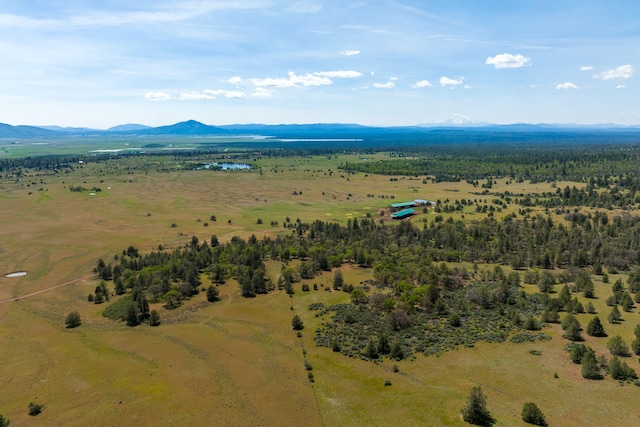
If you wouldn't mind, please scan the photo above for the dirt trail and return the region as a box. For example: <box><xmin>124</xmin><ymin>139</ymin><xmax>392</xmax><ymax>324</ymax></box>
<box><xmin>0</xmin><ymin>274</ymin><xmax>97</xmax><ymax>305</ymax></box>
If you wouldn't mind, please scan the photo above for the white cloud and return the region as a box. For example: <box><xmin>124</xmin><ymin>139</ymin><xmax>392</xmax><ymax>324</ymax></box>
<box><xmin>580</xmin><ymin>66</ymin><xmax>593</xmax><ymax>71</ymax></box>
<box><xmin>251</xmin><ymin>71</ymin><xmax>332</xmax><ymax>88</ymax></box>
<box><xmin>314</xmin><ymin>70</ymin><xmax>362</xmax><ymax>78</ymax></box>
<box><xmin>144</xmin><ymin>91</ymin><xmax>172</xmax><ymax>101</ymax></box>
<box><xmin>340</xmin><ymin>50</ymin><xmax>361</xmax><ymax>56</ymax></box>
<box><xmin>228</xmin><ymin>76</ymin><xmax>242</xmax><ymax>84</ymax></box>
<box><xmin>251</xmin><ymin>88</ymin><xmax>272</xmax><ymax>98</ymax></box>
<box><xmin>615</xmin><ymin>84</ymin><xmax>627</xmax><ymax>89</ymax></box>
<box><xmin>203</xmin><ymin>89</ymin><xmax>247</xmax><ymax>99</ymax></box>
<box><xmin>412</xmin><ymin>80</ymin><xmax>433</xmax><ymax>88</ymax></box>
<box><xmin>440</xmin><ymin>76</ymin><xmax>464</xmax><ymax>87</ymax></box>
<box><xmin>286</xmin><ymin>1</ymin><xmax>323</xmax><ymax>14</ymax></box>
<box><xmin>179</xmin><ymin>91</ymin><xmax>215</xmax><ymax>101</ymax></box>
<box><xmin>373</xmin><ymin>81</ymin><xmax>395</xmax><ymax>89</ymax></box>
<box><xmin>390</xmin><ymin>76</ymin><xmax>398</xmax><ymax>81</ymax></box>
<box><xmin>486</xmin><ymin>53</ymin><xmax>531</xmax><ymax>69</ymax></box>
<box><xmin>594</xmin><ymin>65</ymin><xmax>633</xmax><ymax>80</ymax></box>
<box><xmin>556</xmin><ymin>82</ymin><xmax>578</xmax><ymax>90</ymax></box>
<box><xmin>370</xmin><ymin>71</ymin><xmax>375</xmax><ymax>76</ymax></box>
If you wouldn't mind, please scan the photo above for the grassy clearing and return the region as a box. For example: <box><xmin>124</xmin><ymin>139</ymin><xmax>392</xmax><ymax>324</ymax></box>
<box><xmin>1</xmin><ymin>153</ymin><xmax>640</xmax><ymax>425</ymax></box>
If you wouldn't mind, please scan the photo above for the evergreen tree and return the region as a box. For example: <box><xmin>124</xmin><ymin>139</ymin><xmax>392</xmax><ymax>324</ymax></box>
<box><xmin>64</xmin><ymin>311</ymin><xmax>81</xmax><ymax>329</ymax></box>
<box><xmin>377</xmin><ymin>334</ymin><xmax>391</xmax><ymax>355</ymax></box>
<box><xmin>333</xmin><ymin>269</ymin><xmax>344</xmax><ymax>290</ymax></box>
<box><xmin>126</xmin><ymin>303</ymin><xmax>139</xmax><ymax>326</ymax></box>
<box><xmin>570</xmin><ymin>344</ymin><xmax>587</xmax><ymax>364</ymax></box>
<box><xmin>365</xmin><ymin>339</ymin><xmax>379</xmax><ymax>359</ymax></box>
<box><xmin>563</xmin><ymin>321</ymin><xmax>582</xmax><ymax>341</ymax></box>
<box><xmin>148</xmin><ymin>309</ymin><xmax>160</xmax><ymax>326</ymax></box>
<box><xmin>291</xmin><ymin>314</ymin><xmax>304</xmax><ymax>330</ymax></box>
<box><xmin>607</xmin><ymin>335</ymin><xmax>630</xmax><ymax>356</ymax></box>
<box><xmin>461</xmin><ymin>386</ymin><xmax>492</xmax><ymax>425</ymax></box>
<box><xmin>631</xmin><ymin>337</ymin><xmax>640</xmax><ymax>355</ymax></box>
<box><xmin>0</xmin><ymin>414</ymin><xmax>9</xmax><ymax>427</ymax></box>
<box><xmin>586</xmin><ymin>316</ymin><xmax>607</xmax><ymax>337</ymax></box>
<box><xmin>607</xmin><ymin>305</ymin><xmax>622</xmax><ymax>324</ymax></box>
<box><xmin>581</xmin><ymin>348</ymin><xmax>602</xmax><ymax>379</ymax></box>
<box><xmin>390</xmin><ymin>341</ymin><xmax>404</xmax><ymax>360</ymax></box>
<box><xmin>521</xmin><ymin>402</ymin><xmax>547</xmax><ymax>426</ymax></box>
<box><xmin>206</xmin><ymin>285</ymin><xmax>219</xmax><ymax>302</ymax></box>
<box><xmin>609</xmin><ymin>356</ymin><xmax>638</xmax><ymax>380</ymax></box>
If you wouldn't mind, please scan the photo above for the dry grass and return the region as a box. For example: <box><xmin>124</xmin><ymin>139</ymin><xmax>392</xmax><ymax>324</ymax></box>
<box><xmin>1</xmin><ymin>154</ymin><xmax>639</xmax><ymax>425</ymax></box>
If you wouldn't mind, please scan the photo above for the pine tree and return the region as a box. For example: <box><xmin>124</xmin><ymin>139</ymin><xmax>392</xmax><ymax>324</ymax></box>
<box><xmin>206</xmin><ymin>285</ymin><xmax>219</xmax><ymax>302</ymax></box>
<box><xmin>291</xmin><ymin>314</ymin><xmax>304</xmax><ymax>330</ymax></box>
<box><xmin>607</xmin><ymin>335</ymin><xmax>630</xmax><ymax>356</ymax></box>
<box><xmin>586</xmin><ymin>316</ymin><xmax>607</xmax><ymax>337</ymax></box>
<box><xmin>365</xmin><ymin>339</ymin><xmax>379</xmax><ymax>359</ymax></box>
<box><xmin>148</xmin><ymin>309</ymin><xmax>160</xmax><ymax>326</ymax></box>
<box><xmin>607</xmin><ymin>305</ymin><xmax>622</xmax><ymax>324</ymax></box>
<box><xmin>461</xmin><ymin>386</ymin><xmax>491</xmax><ymax>425</ymax></box>
<box><xmin>521</xmin><ymin>402</ymin><xmax>547</xmax><ymax>426</ymax></box>
<box><xmin>581</xmin><ymin>348</ymin><xmax>602</xmax><ymax>379</ymax></box>
<box><xmin>377</xmin><ymin>334</ymin><xmax>391</xmax><ymax>355</ymax></box>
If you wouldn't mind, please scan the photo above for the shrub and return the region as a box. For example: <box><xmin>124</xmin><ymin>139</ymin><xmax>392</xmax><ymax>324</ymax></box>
<box><xmin>28</xmin><ymin>402</ymin><xmax>43</xmax><ymax>416</ymax></box>
<box><xmin>449</xmin><ymin>312</ymin><xmax>461</xmax><ymax>327</ymax></box>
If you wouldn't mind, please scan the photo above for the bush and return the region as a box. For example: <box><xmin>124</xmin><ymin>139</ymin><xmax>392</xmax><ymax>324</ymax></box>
<box><xmin>28</xmin><ymin>402</ymin><xmax>43</xmax><ymax>416</ymax></box>
<box><xmin>521</xmin><ymin>402</ymin><xmax>547</xmax><ymax>426</ymax></box>
<box><xmin>0</xmin><ymin>414</ymin><xmax>9</xmax><ymax>427</ymax></box>
<box><xmin>65</xmin><ymin>311</ymin><xmax>81</xmax><ymax>328</ymax></box>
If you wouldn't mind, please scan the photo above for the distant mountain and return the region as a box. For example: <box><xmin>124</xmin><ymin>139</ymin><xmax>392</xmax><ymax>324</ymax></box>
<box><xmin>107</xmin><ymin>123</ymin><xmax>152</xmax><ymax>132</ymax></box>
<box><xmin>39</xmin><ymin>125</ymin><xmax>99</xmax><ymax>133</ymax></box>
<box><xmin>2</xmin><ymin>119</ymin><xmax>640</xmax><ymax>140</ymax></box>
<box><xmin>135</xmin><ymin>120</ymin><xmax>228</xmax><ymax>135</ymax></box>
<box><xmin>0</xmin><ymin>122</ymin><xmax>59</xmax><ymax>138</ymax></box>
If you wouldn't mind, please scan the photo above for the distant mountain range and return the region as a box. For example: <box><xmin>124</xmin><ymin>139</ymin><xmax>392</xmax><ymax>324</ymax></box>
<box><xmin>1</xmin><ymin>119</ymin><xmax>640</xmax><ymax>139</ymax></box>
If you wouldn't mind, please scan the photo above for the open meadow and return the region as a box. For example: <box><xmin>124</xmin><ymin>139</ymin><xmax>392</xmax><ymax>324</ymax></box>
<box><xmin>1</xmin><ymin>149</ymin><xmax>640</xmax><ymax>426</ymax></box>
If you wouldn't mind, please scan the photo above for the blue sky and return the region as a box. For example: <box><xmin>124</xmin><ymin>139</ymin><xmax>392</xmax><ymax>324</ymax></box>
<box><xmin>0</xmin><ymin>0</ymin><xmax>638</xmax><ymax>127</ymax></box>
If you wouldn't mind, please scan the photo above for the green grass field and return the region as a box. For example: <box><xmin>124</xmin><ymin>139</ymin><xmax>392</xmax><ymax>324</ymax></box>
<box><xmin>1</xmin><ymin>152</ymin><xmax>639</xmax><ymax>425</ymax></box>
